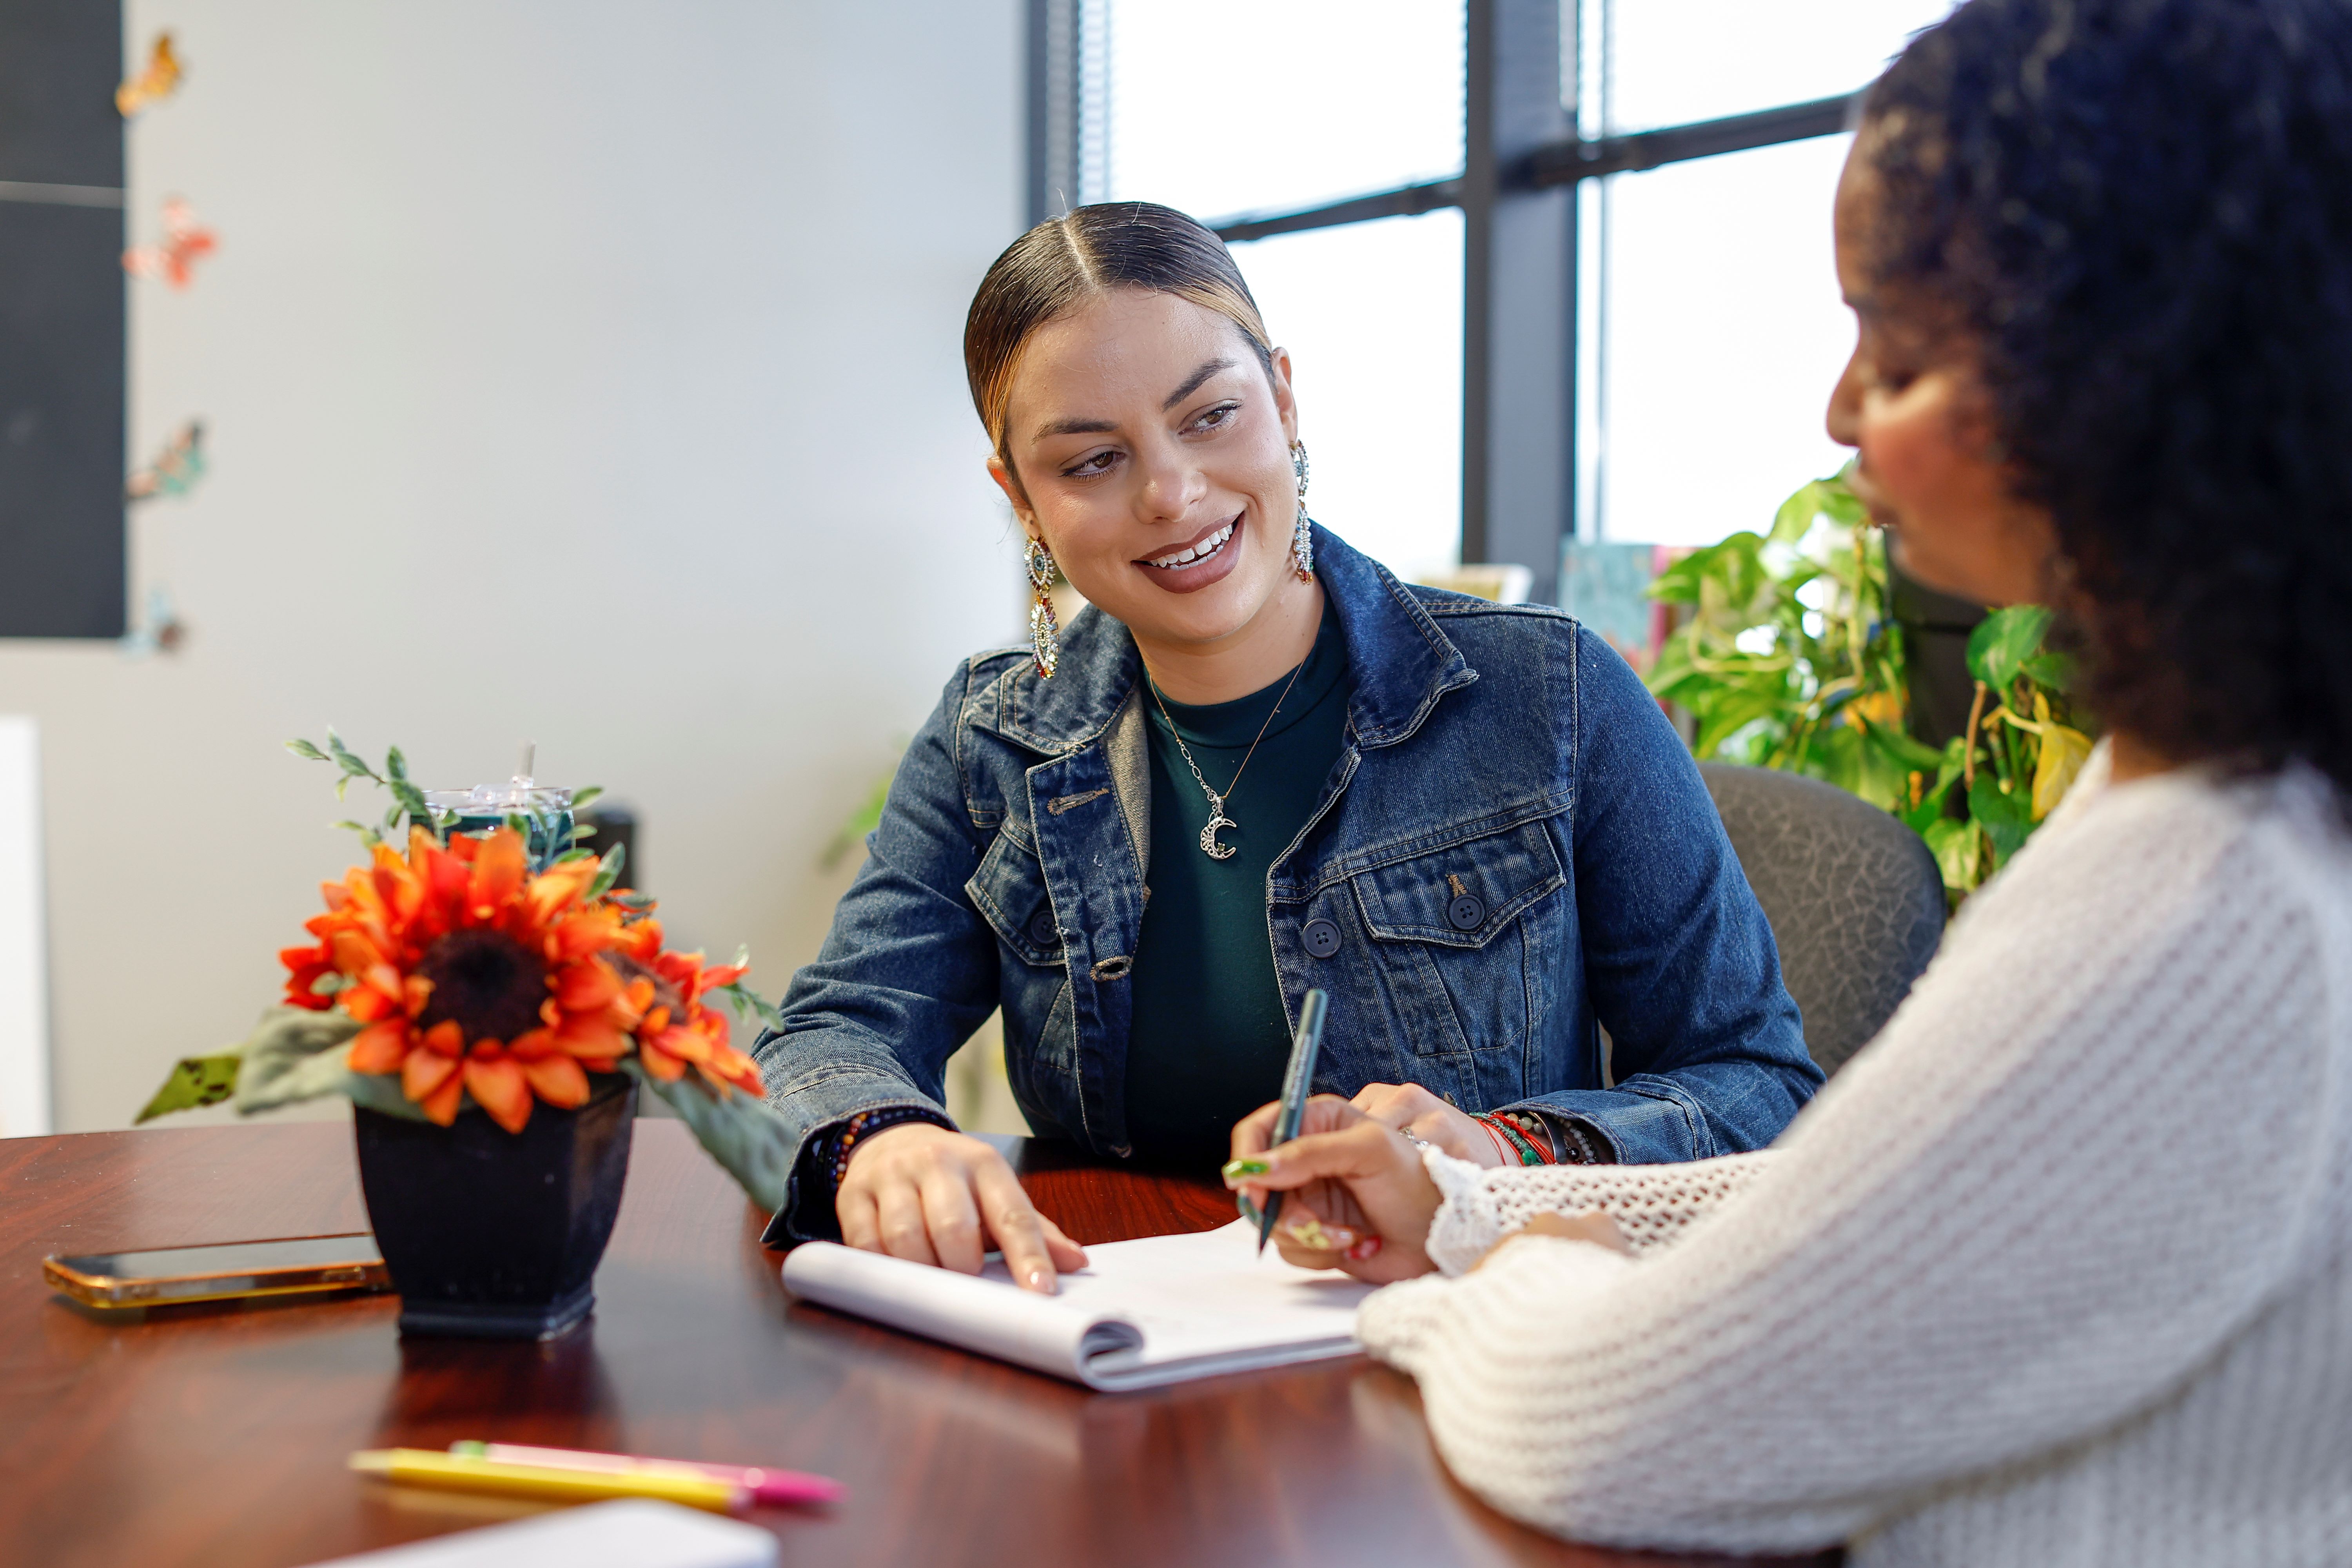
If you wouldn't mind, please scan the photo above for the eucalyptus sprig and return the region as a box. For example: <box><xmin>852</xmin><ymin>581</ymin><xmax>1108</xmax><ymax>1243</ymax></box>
<box><xmin>287</xmin><ymin>730</ymin><xmax>447</xmax><ymax>849</ymax></box>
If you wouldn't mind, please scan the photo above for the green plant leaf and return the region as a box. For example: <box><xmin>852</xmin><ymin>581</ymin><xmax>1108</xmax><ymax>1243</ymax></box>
<box><xmin>1969</xmin><ymin>771</ymin><xmax>2037</xmax><ymax>866</ymax></box>
<box><xmin>385</xmin><ymin>745</ymin><xmax>408</xmax><ymax>782</ymax></box>
<box><xmin>571</xmin><ymin>786</ymin><xmax>604</xmax><ymax>811</ymax></box>
<box><xmin>1922</xmin><ymin>817</ymin><xmax>1983</xmax><ymax>896</ymax></box>
<box><xmin>285</xmin><ymin>738</ymin><xmax>329</xmax><ymax>762</ymax></box>
<box><xmin>1966</xmin><ymin>605</ymin><xmax>2054</xmax><ymax>693</ymax></box>
<box><xmin>588</xmin><ymin>842</ymin><xmax>627</xmax><ymax>900</ymax></box>
<box><xmin>229</xmin><ymin>1006</ymin><xmax>428</xmax><ymax>1121</ymax></box>
<box><xmin>2021</xmin><ymin>648</ymin><xmax>2074</xmax><ymax>692</ymax></box>
<box><xmin>135</xmin><ymin>1052</ymin><xmax>242</xmax><ymax>1123</ymax></box>
<box><xmin>622</xmin><ymin>1060</ymin><xmax>793</xmax><ymax>1214</ymax></box>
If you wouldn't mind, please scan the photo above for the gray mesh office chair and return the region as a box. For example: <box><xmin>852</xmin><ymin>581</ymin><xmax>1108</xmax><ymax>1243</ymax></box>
<box><xmin>1699</xmin><ymin>762</ymin><xmax>1947</xmax><ymax>1078</ymax></box>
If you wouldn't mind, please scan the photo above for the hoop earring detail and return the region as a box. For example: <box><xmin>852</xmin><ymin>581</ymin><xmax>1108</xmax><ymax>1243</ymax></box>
<box><xmin>1024</xmin><ymin>537</ymin><xmax>1060</xmax><ymax>679</ymax></box>
<box><xmin>1289</xmin><ymin>439</ymin><xmax>1315</xmax><ymax>581</ymax></box>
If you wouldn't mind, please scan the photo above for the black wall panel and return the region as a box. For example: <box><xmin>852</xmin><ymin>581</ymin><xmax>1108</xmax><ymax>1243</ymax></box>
<box><xmin>0</xmin><ymin>0</ymin><xmax>125</xmax><ymax>639</ymax></box>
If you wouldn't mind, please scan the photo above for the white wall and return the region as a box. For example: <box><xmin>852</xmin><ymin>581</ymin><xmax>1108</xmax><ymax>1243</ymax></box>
<box><xmin>0</xmin><ymin>1</ymin><xmax>1025</xmax><ymax>1131</ymax></box>
<box><xmin>0</xmin><ymin>716</ymin><xmax>47</xmax><ymax>1135</ymax></box>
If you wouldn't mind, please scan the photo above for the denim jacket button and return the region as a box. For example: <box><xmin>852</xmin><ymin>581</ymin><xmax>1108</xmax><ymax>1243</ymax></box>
<box><xmin>1447</xmin><ymin>893</ymin><xmax>1488</xmax><ymax>932</ymax></box>
<box><xmin>1302</xmin><ymin>918</ymin><xmax>1342</xmax><ymax>958</ymax></box>
<box><xmin>1027</xmin><ymin>909</ymin><xmax>1059</xmax><ymax>946</ymax></box>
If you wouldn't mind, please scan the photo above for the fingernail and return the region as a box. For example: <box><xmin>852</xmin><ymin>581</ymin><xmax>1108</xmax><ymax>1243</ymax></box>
<box><xmin>1284</xmin><ymin>1215</ymin><xmax>1352</xmax><ymax>1251</ymax></box>
<box><xmin>1026</xmin><ymin>1268</ymin><xmax>1051</xmax><ymax>1292</ymax></box>
<box><xmin>1222</xmin><ymin>1158</ymin><xmax>1270</xmax><ymax>1182</ymax></box>
<box><xmin>1345</xmin><ymin>1236</ymin><xmax>1385</xmax><ymax>1261</ymax></box>
<box><xmin>1234</xmin><ymin>1193</ymin><xmax>1263</xmax><ymax>1225</ymax></box>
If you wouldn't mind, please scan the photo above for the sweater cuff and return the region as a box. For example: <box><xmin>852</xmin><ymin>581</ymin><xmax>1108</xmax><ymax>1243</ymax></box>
<box><xmin>1423</xmin><ymin>1145</ymin><xmax>1512</xmax><ymax>1276</ymax></box>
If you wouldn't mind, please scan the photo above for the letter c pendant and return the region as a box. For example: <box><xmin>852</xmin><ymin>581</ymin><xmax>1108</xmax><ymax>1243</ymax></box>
<box><xmin>1200</xmin><ymin>795</ymin><xmax>1238</xmax><ymax>861</ymax></box>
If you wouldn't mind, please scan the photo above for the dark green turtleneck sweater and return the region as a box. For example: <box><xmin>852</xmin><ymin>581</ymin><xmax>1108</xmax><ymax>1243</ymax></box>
<box><xmin>1123</xmin><ymin>608</ymin><xmax>1352</xmax><ymax>1169</ymax></box>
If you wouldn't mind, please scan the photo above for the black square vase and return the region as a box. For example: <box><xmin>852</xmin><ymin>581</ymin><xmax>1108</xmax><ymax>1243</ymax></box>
<box><xmin>352</xmin><ymin>1072</ymin><xmax>635</xmax><ymax>1339</ymax></box>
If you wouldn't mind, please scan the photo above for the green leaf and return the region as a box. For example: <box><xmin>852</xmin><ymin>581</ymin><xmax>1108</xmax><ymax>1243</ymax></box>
<box><xmin>571</xmin><ymin>786</ymin><xmax>604</xmax><ymax>811</ymax></box>
<box><xmin>385</xmin><ymin>746</ymin><xmax>408</xmax><ymax>782</ymax></box>
<box><xmin>1922</xmin><ymin>818</ymin><xmax>1983</xmax><ymax>895</ymax></box>
<box><xmin>588</xmin><ymin>842</ymin><xmax>627</xmax><ymax>900</ymax></box>
<box><xmin>231</xmin><ymin>1006</ymin><xmax>429</xmax><ymax>1120</ymax></box>
<box><xmin>332</xmin><ymin>820</ymin><xmax>370</xmax><ymax>834</ymax></box>
<box><xmin>1966</xmin><ymin>605</ymin><xmax>2054</xmax><ymax>693</ymax></box>
<box><xmin>1969</xmin><ymin>771</ymin><xmax>2037</xmax><ymax>866</ymax></box>
<box><xmin>285</xmin><ymin>738</ymin><xmax>330</xmax><ymax>762</ymax></box>
<box><xmin>622</xmin><ymin>1060</ymin><xmax>793</xmax><ymax>1214</ymax></box>
<box><xmin>382</xmin><ymin>803</ymin><xmax>403</xmax><ymax>833</ymax></box>
<box><xmin>2021</xmin><ymin>648</ymin><xmax>2074</xmax><ymax>693</ymax></box>
<box><xmin>135</xmin><ymin>1052</ymin><xmax>243</xmax><ymax>1123</ymax></box>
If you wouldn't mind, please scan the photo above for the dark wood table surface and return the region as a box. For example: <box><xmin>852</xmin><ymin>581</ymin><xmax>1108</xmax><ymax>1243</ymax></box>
<box><xmin>0</xmin><ymin>1121</ymin><xmax>1828</xmax><ymax>1567</ymax></box>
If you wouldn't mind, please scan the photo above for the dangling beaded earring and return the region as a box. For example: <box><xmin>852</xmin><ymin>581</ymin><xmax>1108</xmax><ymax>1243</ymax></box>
<box><xmin>1024</xmin><ymin>537</ymin><xmax>1060</xmax><ymax>679</ymax></box>
<box><xmin>1289</xmin><ymin>439</ymin><xmax>1316</xmax><ymax>581</ymax></box>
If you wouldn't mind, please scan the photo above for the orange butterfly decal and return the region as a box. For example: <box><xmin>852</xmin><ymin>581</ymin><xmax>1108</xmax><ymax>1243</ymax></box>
<box><xmin>117</xmin><ymin>33</ymin><xmax>183</xmax><ymax>118</ymax></box>
<box><xmin>123</xmin><ymin>198</ymin><xmax>218</xmax><ymax>289</ymax></box>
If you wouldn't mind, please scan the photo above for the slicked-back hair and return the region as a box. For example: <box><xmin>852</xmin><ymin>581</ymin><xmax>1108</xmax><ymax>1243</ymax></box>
<box><xmin>1866</xmin><ymin>0</ymin><xmax>2352</xmax><ymax>808</ymax></box>
<box><xmin>964</xmin><ymin>202</ymin><xmax>1274</xmax><ymax>482</ymax></box>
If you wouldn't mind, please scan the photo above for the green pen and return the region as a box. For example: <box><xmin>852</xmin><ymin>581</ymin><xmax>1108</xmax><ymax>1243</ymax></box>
<box><xmin>1254</xmin><ymin>988</ymin><xmax>1328</xmax><ymax>1256</ymax></box>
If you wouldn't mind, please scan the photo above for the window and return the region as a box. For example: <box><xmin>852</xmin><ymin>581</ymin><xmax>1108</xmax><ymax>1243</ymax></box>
<box><xmin>1034</xmin><ymin>0</ymin><xmax>1961</xmax><ymax>590</ymax></box>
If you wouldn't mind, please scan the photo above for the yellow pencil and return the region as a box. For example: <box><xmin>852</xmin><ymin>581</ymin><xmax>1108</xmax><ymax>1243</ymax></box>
<box><xmin>347</xmin><ymin>1448</ymin><xmax>745</xmax><ymax>1514</ymax></box>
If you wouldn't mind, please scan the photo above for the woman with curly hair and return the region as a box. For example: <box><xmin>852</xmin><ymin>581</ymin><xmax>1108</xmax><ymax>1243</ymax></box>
<box><xmin>1225</xmin><ymin>0</ymin><xmax>2352</xmax><ymax>1559</ymax></box>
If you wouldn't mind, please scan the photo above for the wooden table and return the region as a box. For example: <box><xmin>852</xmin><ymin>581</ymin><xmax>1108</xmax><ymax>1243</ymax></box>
<box><xmin>0</xmin><ymin>1121</ymin><xmax>1828</xmax><ymax>1567</ymax></box>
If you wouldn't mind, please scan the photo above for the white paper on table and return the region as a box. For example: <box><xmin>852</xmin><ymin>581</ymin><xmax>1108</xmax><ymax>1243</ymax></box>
<box><xmin>780</xmin><ymin>1218</ymin><xmax>1373</xmax><ymax>1390</ymax></box>
<box><xmin>299</xmin><ymin>1500</ymin><xmax>776</xmax><ymax>1568</ymax></box>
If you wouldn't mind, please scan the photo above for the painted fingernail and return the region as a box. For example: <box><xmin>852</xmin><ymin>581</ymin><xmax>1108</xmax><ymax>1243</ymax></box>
<box><xmin>1234</xmin><ymin>1193</ymin><xmax>1263</xmax><ymax>1225</ymax></box>
<box><xmin>1345</xmin><ymin>1236</ymin><xmax>1385</xmax><ymax>1261</ymax></box>
<box><xmin>1222</xmin><ymin>1158</ymin><xmax>1270</xmax><ymax>1181</ymax></box>
<box><xmin>1285</xmin><ymin>1215</ymin><xmax>1352</xmax><ymax>1251</ymax></box>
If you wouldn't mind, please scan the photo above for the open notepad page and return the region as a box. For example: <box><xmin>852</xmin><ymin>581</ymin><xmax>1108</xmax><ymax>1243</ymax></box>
<box><xmin>780</xmin><ymin>1218</ymin><xmax>1374</xmax><ymax>1391</ymax></box>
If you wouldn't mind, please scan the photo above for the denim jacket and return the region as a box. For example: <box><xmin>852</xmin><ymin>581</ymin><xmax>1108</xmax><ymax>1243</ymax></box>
<box><xmin>754</xmin><ymin>526</ymin><xmax>1819</xmax><ymax>1241</ymax></box>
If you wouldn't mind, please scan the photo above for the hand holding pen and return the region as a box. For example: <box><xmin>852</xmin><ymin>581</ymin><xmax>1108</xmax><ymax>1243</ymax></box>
<box><xmin>1224</xmin><ymin>1094</ymin><xmax>1448</xmax><ymax>1284</ymax></box>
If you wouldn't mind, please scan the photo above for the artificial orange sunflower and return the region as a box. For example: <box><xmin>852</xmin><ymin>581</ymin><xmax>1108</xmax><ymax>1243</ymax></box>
<box><xmin>277</xmin><ymin>826</ymin><xmax>763</xmax><ymax>1133</ymax></box>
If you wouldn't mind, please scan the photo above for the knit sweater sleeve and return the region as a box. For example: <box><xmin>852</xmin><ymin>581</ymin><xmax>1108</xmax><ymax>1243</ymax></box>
<box><xmin>1356</xmin><ymin>771</ymin><xmax>2345</xmax><ymax>1556</ymax></box>
<box><xmin>1421</xmin><ymin>1147</ymin><xmax>1774</xmax><ymax>1274</ymax></box>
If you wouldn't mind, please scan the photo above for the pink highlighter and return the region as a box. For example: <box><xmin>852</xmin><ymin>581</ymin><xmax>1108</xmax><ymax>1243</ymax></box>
<box><xmin>450</xmin><ymin>1441</ymin><xmax>847</xmax><ymax>1507</ymax></box>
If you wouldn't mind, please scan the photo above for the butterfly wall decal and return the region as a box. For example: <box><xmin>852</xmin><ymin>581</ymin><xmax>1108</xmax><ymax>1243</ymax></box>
<box><xmin>126</xmin><ymin>420</ymin><xmax>207</xmax><ymax>503</ymax></box>
<box><xmin>123</xmin><ymin>198</ymin><xmax>219</xmax><ymax>289</ymax></box>
<box><xmin>117</xmin><ymin>33</ymin><xmax>183</xmax><ymax>118</ymax></box>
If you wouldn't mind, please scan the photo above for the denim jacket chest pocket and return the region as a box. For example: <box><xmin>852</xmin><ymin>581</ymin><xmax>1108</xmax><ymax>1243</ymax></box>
<box><xmin>963</xmin><ymin>826</ymin><xmax>1083</xmax><ymax>1122</ymax></box>
<box><xmin>965</xmin><ymin>827</ymin><xmax>1065</xmax><ymax>967</ymax></box>
<box><xmin>1340</xmin><ymin>815</ymin><xmax>1568</xmax><ymax>1056</ymax></box>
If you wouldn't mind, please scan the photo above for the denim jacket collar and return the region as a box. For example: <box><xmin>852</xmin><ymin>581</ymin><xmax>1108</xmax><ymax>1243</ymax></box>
<box><xmin>978</xmin><ymin>525</ymin><xmax>1476</xmax><ymax>759</ymax></box>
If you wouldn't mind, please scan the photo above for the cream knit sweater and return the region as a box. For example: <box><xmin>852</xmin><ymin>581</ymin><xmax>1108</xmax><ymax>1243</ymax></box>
<box><xmin>1358</xmin><ymin>747</ymin><xmax>2352</xmax><ymax>1564</ymax></box>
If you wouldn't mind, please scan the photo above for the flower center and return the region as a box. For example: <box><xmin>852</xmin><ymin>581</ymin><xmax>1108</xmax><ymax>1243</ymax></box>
<box><xmin>414</xmin><ymin>928</ymin><xmax>549</xmax><ymax>1045</ymax></box>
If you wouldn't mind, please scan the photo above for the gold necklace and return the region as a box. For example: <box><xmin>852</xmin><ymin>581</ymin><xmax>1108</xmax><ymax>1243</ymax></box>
<box><xmin>1147</xmin><ymin>656</ymin><xmax>1309</xmax><ymax>862</ymax></box>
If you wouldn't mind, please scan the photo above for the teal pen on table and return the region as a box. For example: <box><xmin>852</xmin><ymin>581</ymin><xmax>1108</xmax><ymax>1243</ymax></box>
<box><xmin>1253</xmin><ymin>988</ymin><xmax>1328</xmax><ymax>1256</ymax></box>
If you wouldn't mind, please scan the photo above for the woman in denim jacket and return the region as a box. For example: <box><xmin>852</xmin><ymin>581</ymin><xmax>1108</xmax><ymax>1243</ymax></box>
<box><xmin>753</xmin><ymin>203</ymin><xmax>1820</xmax><ymax>1286</ymax></box>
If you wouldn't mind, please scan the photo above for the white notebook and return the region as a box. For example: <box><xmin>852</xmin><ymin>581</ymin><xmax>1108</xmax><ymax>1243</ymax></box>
<box><xmin>780</xmin><ymin>1219</ymin><xmax>1374</xmax><ymax>1390</ymax></box>
<box><xmin>303</xmin><ymin>1501</ymin><xmax>776</xmax><ymax>1568</ymax></box>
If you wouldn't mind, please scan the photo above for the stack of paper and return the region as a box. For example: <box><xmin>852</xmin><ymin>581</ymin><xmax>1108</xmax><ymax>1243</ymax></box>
<box><xmin>781</xmin><ymin>1219</ymin><xmax>1374</xmax><ymax>1390</ymax></box>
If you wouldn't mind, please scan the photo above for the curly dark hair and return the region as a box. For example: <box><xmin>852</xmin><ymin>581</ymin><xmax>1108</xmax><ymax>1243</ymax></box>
<box><xmin>1865</xmin><ymin>0</ymin><xmax>2352</xmax><ymax>803</ymax></box>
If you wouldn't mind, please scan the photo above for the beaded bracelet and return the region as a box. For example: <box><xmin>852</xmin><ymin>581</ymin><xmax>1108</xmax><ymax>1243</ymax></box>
<box><xmin>1477</xmin><ymin>1112</ymin><xmax>1552</xmax><ymax>1167</ymax></box>
<box><xmin>822</xmin><ymin>1105</ymin><xmax>953</xmax><ymax>1189</ymax></box>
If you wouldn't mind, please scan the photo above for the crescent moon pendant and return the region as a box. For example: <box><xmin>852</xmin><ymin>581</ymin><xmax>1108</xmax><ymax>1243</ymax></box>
<box><xmin>1200</xmin><ymin>814</ymin><xmax>1238</xmax><ymax>860</ymax></box>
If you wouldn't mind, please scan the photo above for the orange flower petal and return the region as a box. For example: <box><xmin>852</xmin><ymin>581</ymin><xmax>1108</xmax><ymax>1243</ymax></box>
<box><xmin>403</xmin><ymin>1047</ymin><xmax>459</xmax><ymax>1102</ymax></box>
<box><xmin>347</xmin><ymin>1020</ymin><xmax>410</xmax><ymax>1075</ymax></box>
<box><xmin>342</xmin><ymin>987</ymin><xmax>395</xmax><ymax>1024</ymax></box>
<box><xmin>526</xmin><ymin>858</ymin><xmax>600</xmax><ymax>926</ymax></box>
<box><xmin>649</xmin><ymin>1024</ymin><xmax>710</xmax><ymax>1065</ymax></box>
<box><xmin>508</xmin><ymin>1027</ymin><xmax>556</xmax><ymax>1061</ymax></box>
<box><xmin>551</xmin><ymin>1012</ymin><xmax>628</xmax><ymax>1060</ymax></box>
<box><xmin>464</xmin><ymin>1051</ymin><xmax>532</xmax><ymax>1134</ymax></box>
<box><xmin>636</xmin><ymin>1042</ymin><xmax>686</xmax><ymax>1082</ymax></box>
<box><xmin>519</xmin><ymin>1053</ymin><xmax>590</xmax><ymax>1109</ymax></box>
<box><xmin>700</xmin><ymin>963</ymin><xmax>748</xmax><ymax>992</ymax></box>
<box><xmin>551</xmin><ymin>955</ymin><xmax>622</xmax><ymax>1013</ymax></box>
<box><xmin>420</xmin><ymin>1074</ymin><xmax>463</xmax><ymax>1126</ymax></box>
<box><xmin>466</xmin><ymin>828</ymin><xmax>528</xmax><ymax>922</ymax></box>
<box><xmin>422</xmin><ymin>1019</ymin><xmax>465</xmax><ymax>1057</ymax></box>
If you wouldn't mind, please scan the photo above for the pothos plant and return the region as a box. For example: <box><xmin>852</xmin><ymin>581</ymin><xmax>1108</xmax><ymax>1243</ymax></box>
<box><xmin>1642</xmin><ymin>468</ymin><xmax>2094</xmax><ymax>903</ymax></box>
<box><xmin>135</xmin><ymin>733</ymin><xmax>801</xmax><ymax>1212</ymax></box>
